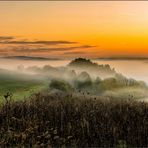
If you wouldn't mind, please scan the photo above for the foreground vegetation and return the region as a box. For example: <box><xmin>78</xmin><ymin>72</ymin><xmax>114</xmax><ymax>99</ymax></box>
<box><xmin>0</xmin><ymin>92</ymin><xmax>147</xmax><ymax>147</ymax></box>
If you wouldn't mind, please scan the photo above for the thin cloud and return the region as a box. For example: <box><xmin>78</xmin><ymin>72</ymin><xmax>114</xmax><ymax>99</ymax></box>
<box><xmin>12</xmin><ymin>45</ymin><xmax>96</xmax><ymax>53</ymax></box>
<box><xmin>79</xmin><ymin>45</ymin><xmax>96</xmax><ymax>48</ymax></box>
<box><xmin>0</xmin><ymin>36</ymin><xmax>97</xmax><ymax>57</ymax></box>
<box><xmin>0</xmin><ymin>49</ymin><xmax>6</xmax><ymax>53</ymax></box>
<box><xmin>0</xmin><ymin>35</ymin><xmax>77</xmax><ymax>45</ymax></box>
<box><xmin>0</xmin><ymin>40</ymin><xmax>77</xmax><ymax>45</ymax></box>
<box><xmin>1</xmin><ymin>56</ymin><xmax>60</xmax><ymax>61</ymax></box>
<box><xmin>0</xmin><ymin>36</ymin><xmax>14</xmax><ymax>40</ymax></box>
<box><xmin>64</xmin><ymin>51</ymin><xmax>86</xmax><ymax>55</ymax></box>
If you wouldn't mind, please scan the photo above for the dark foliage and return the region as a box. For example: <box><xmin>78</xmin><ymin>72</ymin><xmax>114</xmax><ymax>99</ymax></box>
<box><xmin>68</xmin><ymin>58</ymin><xmax>99</xmax><ymax>68</ymax></box>
<box><xmin>0</xmin><ymin>92</ymin><xmax>148</xmax><ymax>147</ymax></box>
<box><xmin>49</xmin><ymin>80</ymin><xmax>73</xmax><ymax>92</ymax></box>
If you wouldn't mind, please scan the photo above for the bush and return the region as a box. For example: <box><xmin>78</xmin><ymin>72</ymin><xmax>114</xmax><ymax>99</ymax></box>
<box><xmin>73</xmin><ymin>71</ymin><xmax>92</xmax><ymax>90</ymax></box>
<box><xmin>49</xmin><ymin>79</ymin><xmax>73</xmax><ymax>92</ymax></box>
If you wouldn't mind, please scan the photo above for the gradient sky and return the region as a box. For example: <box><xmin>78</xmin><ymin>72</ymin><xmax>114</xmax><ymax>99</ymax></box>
<box><xmin>0</xmin><ymin>1</ymin><xmax>148</xmax><ymax>59</ymax></box>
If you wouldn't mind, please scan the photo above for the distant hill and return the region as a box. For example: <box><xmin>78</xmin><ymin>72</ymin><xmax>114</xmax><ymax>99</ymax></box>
<box><xmin>68</xmin><ymin>58</ymin><xmax>116</xmax><ymax>78</ymax></box>
<box><xmin>96</xmin><ymin>57</ymin><xmax>148</xmax><ymax>60</ymax></box>
<box><xmin>1</xmin><ymin>56</ymin><xmax>59</xmax><ymax>61</ymax></box>
<box><xmin>68</xmin><ymin>58</ymin><xmax>98</xmax><ymax>68</ymax></box>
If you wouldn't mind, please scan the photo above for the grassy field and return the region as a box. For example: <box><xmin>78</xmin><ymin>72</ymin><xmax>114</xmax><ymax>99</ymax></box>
<box><xmin>0</xmin><ymin>69</ymin><xmax>46</xmax><ymax>102</ymax></box>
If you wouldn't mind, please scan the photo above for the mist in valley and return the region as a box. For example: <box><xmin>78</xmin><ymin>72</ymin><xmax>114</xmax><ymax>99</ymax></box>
<box><xmin>1</xmin><ymin>57</ymin><xmax>148</xmax><ymax>102</ymax></box>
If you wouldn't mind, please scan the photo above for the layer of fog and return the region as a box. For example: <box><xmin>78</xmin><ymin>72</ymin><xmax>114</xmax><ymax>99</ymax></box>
<box><xmin>0</xmin><ymin>58</ymin><xmax>148</xmax><ymax>102</ymax></box>
<box><xmin>15</xmin><ymin>58</ymin><xmax>148</xmax><ymax>101</ymax></box>
<box><xmin>1</xmin><ymin>58</ymin><xmax>148</xmax><ymax>83</ymax></box>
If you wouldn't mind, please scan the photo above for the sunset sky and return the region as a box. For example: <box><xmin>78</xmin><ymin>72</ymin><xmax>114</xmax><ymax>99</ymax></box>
<box><xmin>0</xmin><ymin>1</ymin><xmax>148</xmax><ymax>59</ymax></box>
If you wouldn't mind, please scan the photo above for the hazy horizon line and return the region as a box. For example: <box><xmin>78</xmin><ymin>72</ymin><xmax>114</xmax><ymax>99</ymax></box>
<box><xmin>1</xmin><ymin>55</ymin><xmax>148</xmax><ymax>61</ymax></box>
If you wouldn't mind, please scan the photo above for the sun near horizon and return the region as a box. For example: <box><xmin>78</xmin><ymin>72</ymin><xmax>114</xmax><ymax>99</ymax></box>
<box><xmin>0</xmin><ymin>1</ymin><xmax>148</xmax><ymax>59</ymax></box>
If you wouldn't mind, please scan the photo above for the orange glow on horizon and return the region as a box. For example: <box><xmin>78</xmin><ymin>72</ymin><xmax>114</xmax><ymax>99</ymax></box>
<box><xmin>0</xmin><ymin>1</ymin><xmax>148</xmax><ymax>58</ymax></box>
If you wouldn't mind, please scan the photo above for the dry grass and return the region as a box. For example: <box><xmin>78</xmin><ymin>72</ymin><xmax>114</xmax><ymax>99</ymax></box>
<box><xmin>0</xmin><ymin>92</ymin><xmax>148</xmax><ymax>147</ymax></box>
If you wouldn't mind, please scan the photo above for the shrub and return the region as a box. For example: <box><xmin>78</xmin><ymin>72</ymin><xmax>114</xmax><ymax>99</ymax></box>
<box><xmin>49</xmin><ymin>79</ymin><xmax>73</xmax><ymax>92</ymax></box>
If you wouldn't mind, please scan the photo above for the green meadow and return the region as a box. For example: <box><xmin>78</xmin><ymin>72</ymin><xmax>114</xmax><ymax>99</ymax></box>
<box><xmin>0</xmin><ymin>69</ymin><xmax>46</xmax><ymax>102</ymax></box>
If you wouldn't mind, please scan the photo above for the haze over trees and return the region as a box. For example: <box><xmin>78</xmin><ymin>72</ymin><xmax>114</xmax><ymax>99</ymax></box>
<box><xmin>68</xmin><ymin>58</ymin><xmax>116</xmax><ymax>78</ymax></box>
